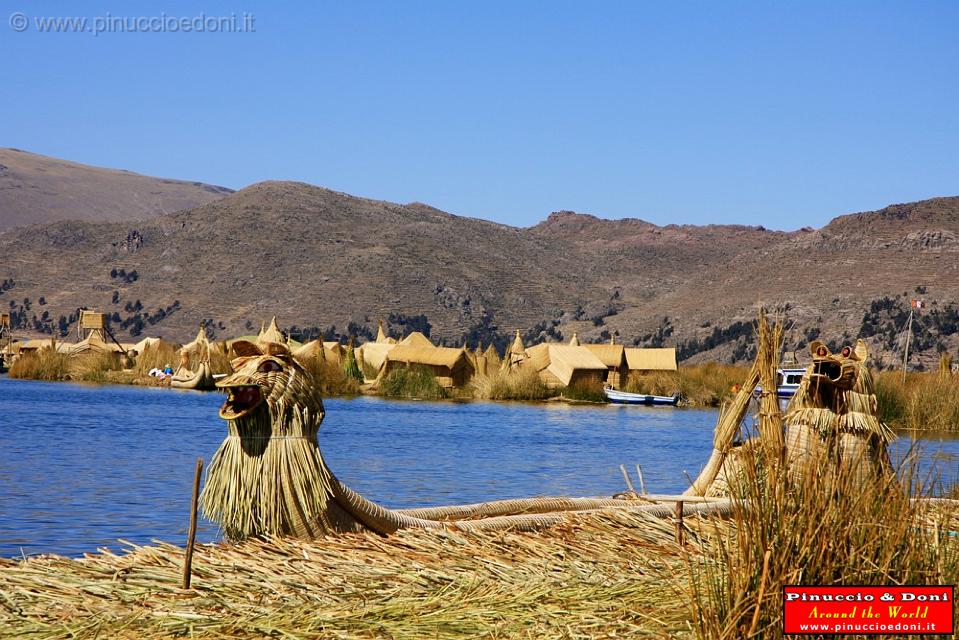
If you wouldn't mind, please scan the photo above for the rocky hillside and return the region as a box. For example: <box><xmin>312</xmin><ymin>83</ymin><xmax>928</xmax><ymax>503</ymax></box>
<box><xmin>2</xmin><ymin>176</ymin><xmax>957</xmax><ymax>370</ymax></box>
<box><xmin>0</xmin><ymin>148</ymin><xmax>232</xmax><ymax>232</ymax></box>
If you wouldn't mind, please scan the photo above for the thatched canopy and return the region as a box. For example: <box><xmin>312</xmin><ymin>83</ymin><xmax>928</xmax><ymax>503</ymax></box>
<box><xmin>386</xmin><ymin>345</ymin><xmax>468</xmax><ymax>368</ymax></box>
<box><xmin>258</xmin><ymin>317</ymin><xmax>286</xmax><ymax>345</ymax></box>
<box><xmin>291</xmin><ymin>339</ymin><xmax>323</xmax><ymax>363</ymax></box>
<box><xmin>625</xmin><ymin>348</ymin><xmax>677</xmax><ymax>371</ymax></box>
<box><xmin>18</xmin><ymin>337</ymin><xmax>62</xmax><ymax>353</ymax></box>
<box><xmin>483</xmin><ymin>343</ymin><xmax>501</xmax><ymax>366</ymax></box>
<box><xmin>131</xmin><ymin>336</ymin><xmax>182</xmax><ymax>355</ymax></box>
<box><xmin>323</xmin><ymin>341</ymin><xmax>345</xmax><ymax>362</ymax></box>
<box><xmin>584</xmin><ymin>343</ymin><xmax>626</xmax><ymax>369</ymax></box>
<box><xmin>399</xmin><ymin>331</ymin><xmax>434</xmax><ymax>348</ymax></box>
<box><xmin>66</xmin><ymin>331</ymin><xmax>124</xmax><ymax>356</ymax></box>
<box><xmin>356</xmin><ymin>341</ymin><xmax>395</xmax><ymax>372</ymax></box>
<box><xmin>382</xmin><ymin>345</ymin><xmax>475</xmax><ymax>387</ymax></box>
<box><xmin>525</xmin><ymin>344</ymin><xmax>607</xmax><ymax>388</ymax></box>
<box><xmin>375</xmin><ymin>320</ymin><xmax>398</xmax><ymax>344</ymax></box>
<box><xmin>180</xmin><ymin>325</ymin><xmax>212</xmax><ymax>364</ymax></box>
<box><xmin>503</xmin><ymin>330</ymin><xmax>528</xmax><ymax>370</ymax></box>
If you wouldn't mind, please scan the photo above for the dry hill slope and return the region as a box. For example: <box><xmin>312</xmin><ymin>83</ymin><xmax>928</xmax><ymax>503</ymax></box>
<box><xmin>0</xmin><ymin>148</ymin><xmax>232</xmax><ymax>232</ymax></box>
<box><xmin>1</xmin><ymin>181</ymin><xmax>957</xmax><ymax>369</ymax></box>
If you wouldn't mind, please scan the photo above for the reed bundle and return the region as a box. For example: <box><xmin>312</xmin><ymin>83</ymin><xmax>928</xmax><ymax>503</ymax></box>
<box><xmin>199</xmin><ymin>392</ymin><xmax>334</xmax><ymax>540</ymax></box>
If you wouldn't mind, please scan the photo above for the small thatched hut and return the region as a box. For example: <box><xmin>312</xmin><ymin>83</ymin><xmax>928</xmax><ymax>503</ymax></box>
<box><xmin>357</xmin><ymin>321</ymin><xmax>399</xmax><ymax>372</ymax></box>
<box><xmin>503</xmin><ymin>330</ymin><xmax>528</xmax><ymax>371</ymax></box>
<box><xmin>524</xmin><ymin>344</ymin><xmax>608</xmax><ymax>389</ymax></box>
<box><xmin>584</xmin><ymin>341</ymin><xmax>627</xmax><ymax>389</ymax></box>
<box><xmin>382</xmin><ymin>345</ymin><xmax>475</xmax><ymax>388</ymax></box>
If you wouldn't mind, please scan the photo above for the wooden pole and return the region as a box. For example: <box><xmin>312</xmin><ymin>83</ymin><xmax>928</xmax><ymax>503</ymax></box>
<box><xmin>182</xmin><ymin>457</ymin><xmax>204</xmax><ymax>590</ymax></box>
<box><xmin>674</xmin><ymin>500</ymin><xmax>685</xmax><ymax>546</ymax></box>
<box><xmin>619</xmin><ymin>464</ymin><xmax>636</xmax><ymax>494</ymax></box>
<box><xmin>635</xmin><ymin>464</ymin><xmax>647</xmax><ymax>496</ymax></box>
<box><xmin>902</xmin><ymin>308</ymin><xmax>914</xmax><ymax>383</ymax></box>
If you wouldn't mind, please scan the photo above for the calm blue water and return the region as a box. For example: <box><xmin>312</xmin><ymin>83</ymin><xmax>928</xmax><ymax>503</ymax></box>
<box><xmin>1</xmin><ymin>376</ymin><xmax>957</xmax><ymax>557</ymax></box>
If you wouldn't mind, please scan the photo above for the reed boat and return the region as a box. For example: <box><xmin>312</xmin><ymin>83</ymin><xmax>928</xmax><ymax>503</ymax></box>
<box><xmin>170</xmin><ymin>361</ymin><xmax>215</xmax><ymax>390</ymax></box>
<box><xmin>754</xmin><ymin>367</ymin><xmax>805</xmax><ymax>399</ymax></box>
<box><xmin>604</xmin><ymin>387</ymin><xmax>680</xmax><ymax>406</ymax></box>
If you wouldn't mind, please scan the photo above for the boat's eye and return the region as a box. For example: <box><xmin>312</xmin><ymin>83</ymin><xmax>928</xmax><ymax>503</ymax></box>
<box><xmin>258</xmin><ymin>360</ymin><xmax>283</xmax><ymax>373</ymax></box>
<box><xmin>841</xmin><ymin>346</ymin><xmax>851</xmax><ymax>357</ymax></box>
<box><xmin>816</xmin><ymin>346</ymin><xmax>828</xmax><ymax>357</ymax></box>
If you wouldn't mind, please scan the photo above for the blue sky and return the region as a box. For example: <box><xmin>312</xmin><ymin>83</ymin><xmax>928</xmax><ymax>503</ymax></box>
<box><xmin>2</xmin><ymin>1</ymin><xmax>957</xmax><ymax>229</ymax></box>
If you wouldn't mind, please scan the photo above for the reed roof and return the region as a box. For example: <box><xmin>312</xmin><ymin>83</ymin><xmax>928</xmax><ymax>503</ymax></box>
<box><xmin>584</xmin><ymin>343</ymin><xmax>625</xmax><ymax>368</ymax></box>
<box><xmin>624</xmin><ymin>348</ymin><xmax>677</xmax><ymax>371</ymax></box>
<box><xmin>357</xmin><ymin>341</ymin><xmax>396</xmax><ymax>371</ymax></box>
<box><xmin>258</xmin><ymin>316</ymin><xmax>286</xmax><ymax>345</ymax></box>
<box><xmin>526</xmin><ymin>343</ymin><xmax>607</xmax><ymax>387</ymax></box>
<box><xmin>386</xmin><ymin>345</ymin><xmax>469</xmax><ymax>369</ymax></box>
<box><xmin>398</xmin><ymin>331</ymin><xmax>434</xmax><ymax>348</ymax></box>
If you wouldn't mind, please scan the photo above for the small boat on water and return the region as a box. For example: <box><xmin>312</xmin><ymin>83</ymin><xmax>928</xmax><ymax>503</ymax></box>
<box><xmin>755</xmin><ymin>367</ymin><xmax>806</xmax><ymax>399</ymax></box>
<box><xmin>604</xmin><ymin>387</ymin><xmax>680</xmax><ymax>406</ymax></box>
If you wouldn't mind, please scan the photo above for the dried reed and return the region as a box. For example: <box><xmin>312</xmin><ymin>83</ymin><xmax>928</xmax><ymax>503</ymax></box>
<box><xmin>0</xmin><ymin>512</ymin><xmax>700</xmax><ymax>639</ymax></box>
<box><xmin>468</xmin><ymin>365</ymin><xmax>553</xmax><ymax>401</ymax></box>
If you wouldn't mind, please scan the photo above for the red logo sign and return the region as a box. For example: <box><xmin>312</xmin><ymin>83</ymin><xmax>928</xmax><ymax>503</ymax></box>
<box><xmin>784</xmin><ymin>586</ymin><xmax>954</xmax><ymax>635</ymax></box>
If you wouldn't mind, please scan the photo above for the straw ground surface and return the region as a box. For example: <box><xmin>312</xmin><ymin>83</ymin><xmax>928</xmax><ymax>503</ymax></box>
<box><xmin>1</xmin><ymin>512</ymin><xmax>700</xmax><ymax>639</ymax></box>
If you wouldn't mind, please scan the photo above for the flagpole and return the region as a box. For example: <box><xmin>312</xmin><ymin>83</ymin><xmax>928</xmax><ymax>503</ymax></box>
<box><xmin>902</xmin><ymin>306</ymin><xmax>914</xmax><ymax>383</ymax></box>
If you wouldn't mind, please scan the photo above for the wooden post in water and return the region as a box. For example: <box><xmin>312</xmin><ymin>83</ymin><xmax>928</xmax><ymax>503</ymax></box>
<box><xmin>182</xmin><ymin>457</ymin><xmax>204</xmax><ymax>590</ymax></box>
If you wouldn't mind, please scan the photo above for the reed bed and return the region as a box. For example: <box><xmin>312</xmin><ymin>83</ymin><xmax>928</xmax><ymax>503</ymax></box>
<box><xmin>0</xmin><ymin>512</ymin><xmax>698</xmax><ymax>639</ymax></box>
<box><xmin>875</xmin><ymin>370</ymin><xmax>959</xmax><ymax>432</ymax></box>
<box><xmin>686</xmin><ymin>447</ymin><xmax>959</xmax><ymax>639</ymax></box>
<box><xmin>468</xmin><ymin>366</ymin><xmax>553</xmax><ymax>401</ymax></box>
<box><xmin>9</xmin><ymin>349</ymin><xmax>122</xmax><ymax>383</ymax></box>
<box><xmin>625</xmin><ymin>364</ymin><xmax>748</xmax><ymax>408</ymax></box>
<box><xmin>686</xmin><ymin>312</ymin><xmax>959</xmax><ymax>639</ymax></box>
<box><xmin>559</xmin><ymin>378</ymin><xmax>607</xmax><ymax>403</ymax></box>
<box><xmin>297</xmin><ymin>356</ymin><xmax>361</xmax><ymax>396</ymax></box>
<box><xmin>8</xmin><ymin>348</ymin><xmax>70</xmax><ymax>381</ymax></box>
<box><xmin>379</xmin><ymin>365</ymin><xmax>448</xmax><ymax>399</ymax></box>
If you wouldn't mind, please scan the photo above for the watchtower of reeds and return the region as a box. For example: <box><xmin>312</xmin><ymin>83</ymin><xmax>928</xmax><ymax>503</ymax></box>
<box><xmin>77</xmin><ymin>309</ymin><xmax>128</xmax><ymax>354</ymax></box>
<box><xmin>77</xmin><ymin>311</ymin><xmax>107</xmax><ymax>341</ymax></box>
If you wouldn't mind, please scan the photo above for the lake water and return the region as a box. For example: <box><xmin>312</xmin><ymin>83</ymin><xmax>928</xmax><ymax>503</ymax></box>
<box><xmin>1</xmin><ymin>376</ymin><xmax>957</xmax><ymax>557</ymax></box>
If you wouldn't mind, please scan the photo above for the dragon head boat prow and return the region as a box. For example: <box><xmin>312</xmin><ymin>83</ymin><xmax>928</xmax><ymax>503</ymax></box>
<box><xmin>784</xmin><ymin>338</ymin><xmax>895</xmax><ymax>485</ymax></box>
<box><xmin>215</xmin><ymin>340</ymin><xmax>323</xmax><ymax>423</ymax></box>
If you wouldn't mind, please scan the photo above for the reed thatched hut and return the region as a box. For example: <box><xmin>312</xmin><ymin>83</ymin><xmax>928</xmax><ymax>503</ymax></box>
<box><xmin>382</xmin><ymin>345</ymin><xmax>475</xmax><ymax>388</ymax></box>
<box><xmin>503</xmin><ymin>330</ymin><xmax>528</xmax><ymax>371</ymax></box>
<box><xmin>584</xmin><ymin>341</ymin><xmax>627</xmax><ymax>389</ymax></box>
<box><xmin>524</xmin><ymin>344</ymin><xmax>608</xmax><ymax>389</ymax></box>
<box><xmin>357</xmin><ymin>322</ymin><xmax>399</xmax><ymax>372</ymax></box>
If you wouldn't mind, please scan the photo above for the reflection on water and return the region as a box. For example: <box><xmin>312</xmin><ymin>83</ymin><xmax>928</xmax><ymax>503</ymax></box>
<box><xmin>1</xmin><ymin>376</ymin><xmax>957</xmax><ymax>557</ymax></box>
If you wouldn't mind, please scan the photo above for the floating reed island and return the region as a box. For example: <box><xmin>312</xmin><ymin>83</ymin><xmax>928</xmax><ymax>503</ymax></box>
<box><xmin>6</xmin><ymin>313</ymin><xmax>749</xmax><ymax>406</ymax></box>
<box><xmin>3</xmin><ymin>310</ymin><xmax>957</xmax><ymax>639</ymax></box>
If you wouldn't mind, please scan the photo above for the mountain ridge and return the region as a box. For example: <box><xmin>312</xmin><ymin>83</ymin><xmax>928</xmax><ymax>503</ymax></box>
<box><xmin>2</xmin><ymin>165</ymin><xmax>957</xmax><ymax>370</ymax></box>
